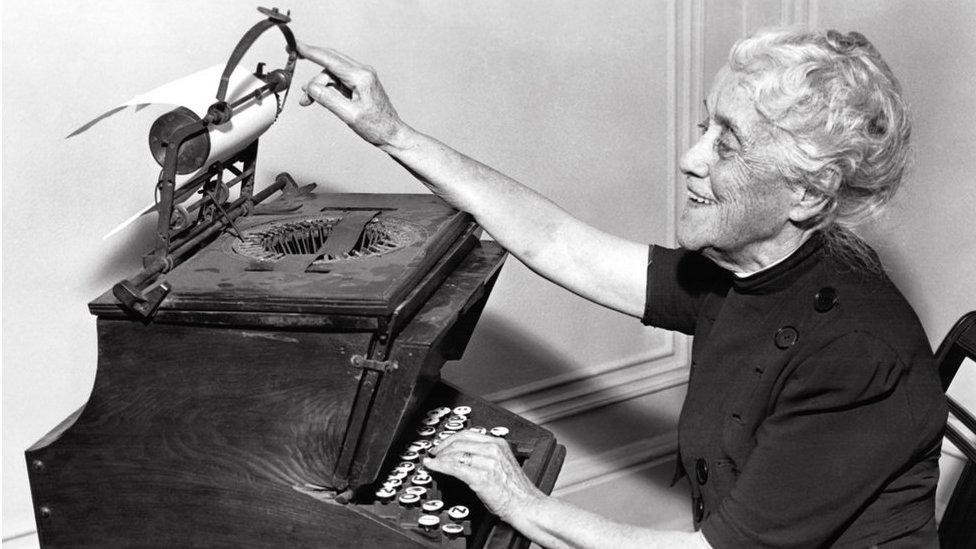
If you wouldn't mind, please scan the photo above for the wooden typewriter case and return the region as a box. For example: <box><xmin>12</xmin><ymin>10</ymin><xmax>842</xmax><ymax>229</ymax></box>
<box><xmin>26</xmin><ymin>193</ymin><xmax>564</xmax><ymax>548</ymax></box>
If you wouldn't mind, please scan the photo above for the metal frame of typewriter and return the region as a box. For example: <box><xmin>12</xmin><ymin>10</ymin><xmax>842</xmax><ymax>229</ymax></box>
<box><xmin>113</xmin><ymin>6</ymin><xmax>298</xmax><ymax>319</ymax></box>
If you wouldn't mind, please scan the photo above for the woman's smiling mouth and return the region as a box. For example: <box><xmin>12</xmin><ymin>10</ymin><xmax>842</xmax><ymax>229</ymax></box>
<box><xmin>687</xmin><ymin>188</ymin><xmax>716</xmax><ymax>206</ymax></box>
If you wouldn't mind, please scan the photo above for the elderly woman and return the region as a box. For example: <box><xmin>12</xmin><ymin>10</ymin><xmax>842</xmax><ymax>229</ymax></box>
<box><xmin>297</xmin><ymin>28</ymin><xmax>946</xmax><ymax>548</ymax></box>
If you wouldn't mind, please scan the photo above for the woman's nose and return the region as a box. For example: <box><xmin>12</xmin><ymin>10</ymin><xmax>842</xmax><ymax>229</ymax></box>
<box><xmin>680</xmin><ymin>135</ymin><xmax>711</xmax><ymax>179</ymax></box>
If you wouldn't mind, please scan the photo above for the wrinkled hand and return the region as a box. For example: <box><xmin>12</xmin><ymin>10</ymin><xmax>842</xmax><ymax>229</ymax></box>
<box><xmin>424</xmin><ymin>430</ymin><xmax>546</xmax><ymax>522</ymax></box>
<box><xmin>297</xmin><ymin>42</ymin><xmax>406</xmax><ymax>148</ymax></box>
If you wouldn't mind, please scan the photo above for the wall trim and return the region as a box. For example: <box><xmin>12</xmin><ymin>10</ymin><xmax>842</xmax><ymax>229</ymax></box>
<box><xmin>669</xmin><ymin>0</ymin><xmax>704</xmax><ymax>239</ymax></box>
<box><xmin>490</xmin><ymin>353</ymin><xmax>689</xmax><ymax>425</ymax></box>
<box><xmin>944</xmin><ymin>446</ymin><xmax>965</xmax><ymax>461</ymax></box>
<box><xmin>780</xmin><ymin>0</ymin><xmax>809</xmax><ymax>26</ymax></box>
<box><xmin>485</xmin><ymin>0</ymin><xmax>700</xmax><ymax>427</ymax></box>
<box><xmin>485</xmin><ymin>0</ymin><xmax>702</xmax><ymax>428</ymax></box>
<box><xmin>780</xmin><ymin>0</ymin><xmax>818</xmax><ymax>28</ymax></box>
<box><xmin>482</xmin><ymin>336</ymin><xmax>675</xmax><ymax>404</ymax></box>
<box><xmin>552</xmin><ymin>431</ymin><xmax>678</xmax><ymax>496</ymax></box>
<box><xmin>1</xmin><ymin>530</ymin><xmax>37</xmax><ymax>545</ymax></box>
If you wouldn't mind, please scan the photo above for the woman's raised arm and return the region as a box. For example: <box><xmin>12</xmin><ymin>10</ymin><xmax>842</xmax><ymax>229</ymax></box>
<box><xmin>297</xmin><ymin>43</ymin><xmax>650</xmax><ymax>318</ymax></box>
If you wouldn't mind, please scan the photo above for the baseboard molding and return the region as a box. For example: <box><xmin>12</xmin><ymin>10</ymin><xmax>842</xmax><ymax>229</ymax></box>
<box><xmin>2</xmin><ymin>529</ymin><xmax>37</xmax><ymax>546</ymax></box>
<box><xmin>944</xmin><ymin>441</ymin><xmax>967</xmax><ymax>462</ymax></box>
<box><xmin>482</xmin><ymin>336</ymin><xmax>677</xmax><ymax>403</ymax></box>
<box><xmin>487</xmin><ymin>348</ymin><xmax>690</xmax><ymax>425</ymax></box>
<box><xmin>553</xmin><ymin>431</ymin><xmax>679</xmax><ymax>496</ymax></box>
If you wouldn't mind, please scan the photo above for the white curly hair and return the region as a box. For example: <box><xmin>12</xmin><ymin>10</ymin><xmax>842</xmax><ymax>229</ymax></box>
<box><xmin>728</xmin><ymin>28</ymin><xmax>912</xmax><ymax>269</ymax></box>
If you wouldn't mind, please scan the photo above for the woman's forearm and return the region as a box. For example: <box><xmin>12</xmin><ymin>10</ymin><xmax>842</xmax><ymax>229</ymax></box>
<box><xmin>380</xmin><ymin>124</ymin><xmax>649</xmax><ymax>316</ymax></box>
<box><xmin>297</xmin><ymin>43</ymin><xmax>649</xmax><ymax>316</ymax></box>
<box><xmin>512</xmin><ymin>495</ymin><xmax>710</xmax><ymax>549</ymax></box>
<box><xmin>380</xmin><ymin>125</ymin><xmax>574</xmax><ymax>257</ymax></box>
<box><xmin>423</xmin><ymin>422</ymin><xmax>711</xmax><ymax>549</ymax></box>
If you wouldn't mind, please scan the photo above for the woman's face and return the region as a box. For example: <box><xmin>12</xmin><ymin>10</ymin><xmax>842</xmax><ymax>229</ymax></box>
<box><xmin>677</xmin><ymin>66</ymin><xmax>799</xmax><ymax>266</ymax></box>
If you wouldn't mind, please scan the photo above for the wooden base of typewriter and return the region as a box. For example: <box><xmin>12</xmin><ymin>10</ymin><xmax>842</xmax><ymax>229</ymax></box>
<box><xmin>25</xmin><ymin>240</ymin><xmax>565</xmax><ymax>548</ymax></box>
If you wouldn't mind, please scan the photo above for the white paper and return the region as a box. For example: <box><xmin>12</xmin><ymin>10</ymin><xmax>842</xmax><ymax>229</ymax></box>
<box><xmin>71</xmin><ymin>65</ymin><xmax>282</xmax><ymax>239</ymax></box>
<box><xmin>69</xmin><ymin>64</ymin><xmax>275</xmax><ymax>136</ymax></box>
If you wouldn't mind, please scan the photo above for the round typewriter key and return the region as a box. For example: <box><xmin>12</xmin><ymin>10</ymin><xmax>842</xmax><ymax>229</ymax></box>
<box><xmin>398</xmin><ymin>493</ymin><xmax>420</xmax><ymax>506</ymax></box>
<box><xmin>388</xmin><ymin>470</ymin><xmax>408</xmax><ymax>481</ymax></box>
<box><xmin>411</xmin><ymin>472</ymin><xmax>432</xmax><ymax>485</ymax></box>
<box><xmin>395</xmin><ymin>461</ymin><xmax>416</xmax><ymax>473</ymax></box>
<box><xmin>427</xmin><ymin>406</ymin><xmax>451</xmax><ymax>417</ymax></box>
<box><xmin>399</xmin><ymin>451</ymin><xmax>420</xmax><ymax>461</ymax></box>
<box><xmin>469</xmin><ymin>426</ymin><xmax>487</xmax><ymax>435</ymax></box>
<box><xmin>444</xmin><ymin>421</ymin><xmax>465</xmax><ymax>431</ymax></box>
<box><xmin>437</xmin><ymin>431</ymin><xmax>455</xmax><ymax>440</ymax></box>
<box><xmin>490</xmin><ymin>426</ymin><xmax>510</xmax><ymax>437</ymax></box>
<box><xmin>447</xmin><ymin>505</ymin><xmax>470</xmax><ymax>521</ymax></box>
<box><xmin>442</xmin><ymin>522</ymin><xmax>465</xmax><ymax>537</ymax></box>
<box><xmin>420</xmin><ymin>417</ymin><xmax>440</xmax><ymax>427</ymax></box>
<box><xmin>383</xmin><ymin>477</ymin><xmax>403</xmax><ymax>489</ymax></box>
<box><xmin>404</xmin><ymin>486</ymin><xmax>428</xmax><ymax>497</ymax></box>
<box><xmin>422</xmin><ymin>499</ymin><xmax>444</xmax><ymax>513</ymax></box>
<box><xmin>452</xmin><ymin>406</ymin><xmax>472</xmax><ymax>416</ymax></box>
<box><xmin>407</xmin><ymin>442</ymin><xmax>425</xmax><ymax>453</ymax></box>
<box><xmin>418</xmin><ymin>514</ymin><xmax>440</xmax><ymax>530</ymax></box>
<box><xmin>411</xmin><ymin>440</ymin><xmax>432</xmax><ymax>451</ymax></box>
<box><xmin>417</xmin><ymin>426</ymin><xmax>437</xmax><ymax>437</ymax></box>
<box><xmin>447</xmin><ymin>414</ymin><xmax>468</xmax><ymax>423</ymax></box>
<box><xmin>375</xmin><ymin>486</ymin><xmax>397</xmax><ymax>500</ymax></box>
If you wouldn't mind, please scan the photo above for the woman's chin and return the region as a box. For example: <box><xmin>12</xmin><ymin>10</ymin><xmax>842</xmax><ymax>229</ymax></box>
<box><xmin>677</xmin><ymin>235</ymin><xmax>704</xmax><ymax>251</ymax></box>
<box><xmin>676</xmin><ymin>224</ymin><xmax>710</xmax><ymax>251</ymax></box>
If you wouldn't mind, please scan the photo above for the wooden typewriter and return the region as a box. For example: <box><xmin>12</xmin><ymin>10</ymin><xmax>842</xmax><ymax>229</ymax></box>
<box><xmin>26</xmin><ymin>8</ymin><xmax>564</xmax><ymax>548</ymax></box>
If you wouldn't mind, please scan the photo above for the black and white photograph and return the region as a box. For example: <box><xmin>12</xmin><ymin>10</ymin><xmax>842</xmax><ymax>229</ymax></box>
<box><xmin>3</xmin><ymin>1</ymin><xmax>975</xmax><ymax>547</ymax></box>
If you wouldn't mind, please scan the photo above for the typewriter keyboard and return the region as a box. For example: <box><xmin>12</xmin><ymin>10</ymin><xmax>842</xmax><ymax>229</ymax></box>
<box><xmin>355</xmin><ymin>401</ymin><xmax>531</xmax><ymax>547</ymax></box>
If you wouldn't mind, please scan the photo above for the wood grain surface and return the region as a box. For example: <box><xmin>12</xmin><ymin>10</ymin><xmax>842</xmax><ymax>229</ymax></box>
<box><xmin>26</xmin><ymin>241</ymin><xmax>564</xmax><ymax>548</ymax></box>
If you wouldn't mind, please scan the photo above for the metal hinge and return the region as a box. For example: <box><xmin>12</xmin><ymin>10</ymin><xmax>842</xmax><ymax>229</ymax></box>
<box><xmin>350</xmin><ymin>355</ymin><xmax>398</xmax><ymax>373</ymax></box>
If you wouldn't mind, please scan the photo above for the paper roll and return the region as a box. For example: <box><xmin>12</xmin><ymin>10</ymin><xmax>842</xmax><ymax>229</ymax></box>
<box><xmin>198</xmin><ymin>90</ymin><xmax>277</xmax><ymax>168</ymax></box>
<box><xmin>71</xmin><ymin>64</ymin><xmax>282</xmax><ymax>239</ymax></box>
<box><xmin>70</xmin><ymin>64</ymin><xmax>278</xmax><ymax>171</ymax></box>
<box><xmin>149</xmin><ymin>97</ymin><xmax>277</xmax><ymax>175</ymax></box>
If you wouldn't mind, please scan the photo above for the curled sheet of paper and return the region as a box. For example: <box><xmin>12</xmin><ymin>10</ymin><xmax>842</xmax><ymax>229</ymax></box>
<box><xmin>69</xmin><ymin>64</ymin><xmax>278</xmax><ymax>138</ymax></box>
<box><xmin>71</xmin><ymin>64</ymin><xmax>281</xmax><ymax>239</ymax></box>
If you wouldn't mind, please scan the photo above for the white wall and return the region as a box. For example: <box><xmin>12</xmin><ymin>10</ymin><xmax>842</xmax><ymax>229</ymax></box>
<box><xmin>3</xmin><ymin>0</ymin><xmax>975</xmax><ymax>544</ymax></box>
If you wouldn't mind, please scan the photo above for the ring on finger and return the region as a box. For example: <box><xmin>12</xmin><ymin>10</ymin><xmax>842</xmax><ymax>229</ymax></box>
<box><xmin>457</xmin><ymin>451</ymin><xmax>472</xmax><ymax>466</ymax></box>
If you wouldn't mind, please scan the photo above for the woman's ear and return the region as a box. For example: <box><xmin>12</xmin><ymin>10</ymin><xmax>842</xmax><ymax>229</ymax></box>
<box><xmin>789</xmin><ymin>168</ymin><xmax>839</xmax><ymax>223</ymax></box>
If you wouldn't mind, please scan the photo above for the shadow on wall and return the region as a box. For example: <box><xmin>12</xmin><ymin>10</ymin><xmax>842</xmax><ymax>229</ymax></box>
<box><xmin>88</xmin><ymin>220</ymin><xmax>159</xmax><ymax>286</ymax></box>
<box><xmin>447</xmin><ymin>314</ymin><xmax>577</xmax><ymax>394</ymax></box>
<box><xmin>447</xmin><ymin>314</ymin><xmax>683</xmax><ymax>490</ymax></box>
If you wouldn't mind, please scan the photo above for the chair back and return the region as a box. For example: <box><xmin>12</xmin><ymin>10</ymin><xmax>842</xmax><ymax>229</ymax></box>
<box><xmin>936</xmin><ymin>311</ymin><xmax>976</xmax><ymax>549</ymax></box>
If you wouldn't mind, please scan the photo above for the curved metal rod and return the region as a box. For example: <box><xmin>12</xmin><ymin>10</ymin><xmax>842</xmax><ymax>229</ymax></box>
<box><xmin>216</xmin><ymin>9</ymin><xmax>297</xmax><ymax>103</ymax></box>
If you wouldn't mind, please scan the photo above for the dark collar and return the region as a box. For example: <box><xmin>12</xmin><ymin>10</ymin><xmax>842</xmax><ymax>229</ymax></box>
<box><xmin>731</xmin><ymin>233</ymin><xmax>825</xmax><ymax>295</ymax></box>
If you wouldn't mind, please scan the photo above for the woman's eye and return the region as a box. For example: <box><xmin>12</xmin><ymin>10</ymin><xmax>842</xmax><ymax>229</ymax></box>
<box><xmin>715</xmin><ymin>138</ymin><xmax>735</xmax><ymax>156</ymax></box>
